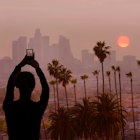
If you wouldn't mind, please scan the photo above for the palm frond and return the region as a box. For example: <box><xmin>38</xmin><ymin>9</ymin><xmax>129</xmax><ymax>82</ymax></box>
<box><xmin>93</xmin><ymin>41</ymin><xmax>111</xmax><ymax>63</ymax></box>
<box><xmin>126</xmin><ymin>72</ymin><xmax>132</xmax><ymax>78</ymax></box>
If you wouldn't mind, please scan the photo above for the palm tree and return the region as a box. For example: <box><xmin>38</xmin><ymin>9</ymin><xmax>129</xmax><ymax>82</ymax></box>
<box><xmin>71</xmin><ymin>78</ymin><xmax>77</xmax><ymax>104</ymax></box>
<box><xmin>42</xmin><ymin>118</ymin><xmax>47</xmax><ymax>139</ymax></box>
<box><xmin>49</xmin><ymin>80</ymin><xmax>57</xmax><ymax>112</ymax></box>
<box><xmin>48</xmin><ymin>59</ymin><xmax>63</xmax><ymax>109</ymax></box>
<box><xmin>92</xmin><ymin>70</ymin><xmax>100</xmax><ymax>95</ymax></box>
<box><xmin>112</xmin><ymin>65</ymin><xmax>118</xmax><ymax>99</ymax></box>
<box><xmin>81</xmin><ymin>74</ymin><xmax>88</xmax><ymax>99</ymax></box>
<box><xmin>116</xmin><ymin>66</ymin><xmax>125</xmax><ymax>140</ymax></box>
<box><xmin>126</xmin><ymin>72</ymin><xmax>137</xmax><ymax>140</ymax></box>
<box><xmin>116</xmin><ymin>66</ymin><xmax>121</xmax><ymax>106</ymax></box>
<box><xmin>92</xmin><ymin>93</ymin><xmax>126</xmax><ymax>140</ymax></box>
<box><xmin>47</xmin><ymin>107</ymin><xmax>76</xmax><ymax>140</ymax></box>
<box><xmin>59</xmin><ymin>67</ymin><xmax>72</xmax><ymax>109</ymax></box>
<box><xmin>106</xmin><ymin>71</ymin><xmax>111</xmax><ymax>94</ymax></box>
<box><xmin>72</xmin><ymin>98</ymin><xmax>94</xmax><ymax>140</ymax></box>
<box><xmin>93</xmin><ymin>41</ymin><xmax>110</xmax><ymax>94</ymax></box>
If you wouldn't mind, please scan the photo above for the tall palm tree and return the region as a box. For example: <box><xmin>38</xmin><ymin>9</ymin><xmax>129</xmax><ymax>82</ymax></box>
<box><xmin>47</xmin><ymin>107</ymin><xmax>76</xmax><ymax>140</ymax></box>
<box><xmin>71</xmin><ymin>78</ymin><xmax>77</xmax><ymax>104</ymax></box>
<box><xmin>116</xmin><ymin>66</ymin><xmax>121</xmax><ymax>107</ymax></box>
<box><xmin>93</xmin><ymin>41</ymin><xmax>110</xmax><ymax>94</ymax></box>
<box><xmin>49</xmin><ymin>80</ymin><xmax>57</xmax><ymax>112</ymax></box>
<box><xmin>116</xmin><ymin>66</ymin><xmax>125</xmax><ymax>140</ymax></box>
<box><xmin>72</xmin><ymin>98</ymin><xmax>94</xmax><ymax>140</ymax></box>
<box><xmin>48</xmin><ymin>59</ymin><xmax>63</xmax><ymax>109</ymax></box>
<box><xmin>92</xmin><ymin>70</ymin><xmax>100</xmax><ymax>95</ymax></box>
<box><xmin>81</xmin><ymin>74</ymin><xmax>88</xmax><ymax>99</ymax></box>
<box><xmin>59</xmin><ymin>67</ymin><xmax>72</xmax><ymax>109</ymax></box>
<box><xmin>92</xmin><ymin>93</ymin><xmax>126</xmax><ymax>140</ymax></box>
<box><xmin>112</xmin><ymin>65</ymin><xmax>118</xmax><ymax>99</ymax></box>
<box><xmin>106</xmin><ymin>71</ymin><xmax>111</xmax><ymax>94</ymax></box>
<box><xmin>126</xmin><ymin>72</ymin><xmax>137</xmax><ymax>140</ymax></box>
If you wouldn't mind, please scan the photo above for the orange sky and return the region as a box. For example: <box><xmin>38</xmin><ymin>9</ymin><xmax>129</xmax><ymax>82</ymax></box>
<box><xmin>0</xmin><ymin>0</ymin><xmax>140</xmax><ymax>60</ymax></box>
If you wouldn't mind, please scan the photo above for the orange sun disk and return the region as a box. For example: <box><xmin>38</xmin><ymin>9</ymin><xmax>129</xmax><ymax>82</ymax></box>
<box><xmin>117</xmin><ymin>36</ymin><xmax>130</xmax><ymax>48</ymax></box>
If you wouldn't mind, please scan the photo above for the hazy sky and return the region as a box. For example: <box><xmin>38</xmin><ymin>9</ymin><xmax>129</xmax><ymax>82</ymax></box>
<box><xmin>0</xmin><ymin>0</ymin><xmax>140</xmax><ymax>60</ymax></box>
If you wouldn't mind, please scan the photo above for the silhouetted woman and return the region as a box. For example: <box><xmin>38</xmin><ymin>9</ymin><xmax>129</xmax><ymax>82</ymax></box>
<box><xmin>3</xmin><ymin>56</ymin><xmax>49</xmax><ymax>140</ymax></box>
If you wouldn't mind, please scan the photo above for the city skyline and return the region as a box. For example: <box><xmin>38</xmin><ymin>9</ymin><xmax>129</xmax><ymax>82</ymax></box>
<box><xmin>0</xmin><ymin>0</ymin><xmax>140</xmax><ymax>60</ymax></box>
<box><xmin>1</xmin><ymin>1</ymin><xmax>140</xmax><ymax>138</ymax></box>
<box><xmin>1</xmin><ymin>28</ymin><xmax>140</xmax><ymax>61</ymax></box>
<box><xmin>0</xmin><ymin>29</ymin><xmax>139</xmax><ymax>79</ymax></box>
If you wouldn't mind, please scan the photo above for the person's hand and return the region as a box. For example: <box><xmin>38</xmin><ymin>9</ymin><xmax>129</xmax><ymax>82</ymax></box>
<box><xmin>27</xmin><ymin>59</ymin><xmax>39</xmax><ymax>69</ymax></box>
<box><xmin>17</xmin><ymin>55</ymin><xmax>28</xmax><ymax>67</ymax></box>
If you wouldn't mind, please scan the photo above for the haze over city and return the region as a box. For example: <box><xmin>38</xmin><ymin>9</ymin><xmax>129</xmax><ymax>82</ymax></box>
<box><xmin>0</xmin><ymin>0</ymin><xmax>140</xmax><ymax>60</ymax></box>
<box><xmin>1</xmin><ymin>1</ymin><xmax>140</xmax><ymax>139</ymax></box>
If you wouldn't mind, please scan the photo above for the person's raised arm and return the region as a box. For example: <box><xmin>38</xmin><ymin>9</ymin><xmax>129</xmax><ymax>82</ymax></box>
<box><xmin>36</xmin><ymin>67</ymin><xmax>49</xmax><ymax>105</ymax></box>
<box><xmin>28</xmin><ymin>59</ymin><xmax>49</xmax><ymax>109</ymax></box>
<box><xmin>3</xmin><ymin>56</ymin><xmax>27</xmax><ymax>110</ymax></box>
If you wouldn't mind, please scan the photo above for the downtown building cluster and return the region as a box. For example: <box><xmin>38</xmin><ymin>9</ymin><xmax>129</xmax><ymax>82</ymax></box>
<box><xmin>0</xmin><ymin>29</ymin><xmax>139</xmax><ymax>82</ymax></box>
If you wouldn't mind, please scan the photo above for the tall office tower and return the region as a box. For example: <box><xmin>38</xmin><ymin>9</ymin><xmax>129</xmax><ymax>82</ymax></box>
<box><xmin>12</xmin><ymin>36</ymin><xmax>27</xmax><ymax>65</ymax></box>
<box><xmin>0</xmin><ymin>57</ymin><xmax>14</xmax><ymax>75</ymax></box>
<box><xmin>123</xmin><ymin>55</ymin><xmax>137</xmax><ymax>72</ymax></box>
<box><xmin>28</xmin><ymin>29</ymin><xmax>50</xmax><ymax>67</ymax></box>
<box><xmin>58</xmin><ymin>36</ymin><xmax>74</xmax><ymax>67</ymax></box>
<box><xmin>50</xmin><ymin>44</ymin><xmax>59</xmax><ymax>60</ymax></box>
<box><xmin>104</xmin><ymin>50</ymin><xmax>117</xmax><ymax>69</ymax></box>
<box><xmin>110</xmin><ymin>50</ymin><xmax>116</xmax><ymax>64</ymax></box>
<box><xmin>82</xmin><ymin>49</ymin><xmax>94</xmax><ymax>68</ymax></box>
<box><xmin>41</xmin><ymin>35</ymin><xmax>50</xmax><ymax>65</ymax></box>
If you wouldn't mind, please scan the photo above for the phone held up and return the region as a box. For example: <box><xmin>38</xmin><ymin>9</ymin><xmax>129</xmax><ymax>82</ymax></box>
<box><xmin>26</xmin><ymin>49</ymin><xmax>34</xmax><ymax>60</ymax></box>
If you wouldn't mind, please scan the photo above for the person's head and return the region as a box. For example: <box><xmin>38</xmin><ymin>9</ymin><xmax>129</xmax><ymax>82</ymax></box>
<box><xmin>15</xmin><ymin>72</ymin><xmax>35</xmax><ymax>99</ymax></box>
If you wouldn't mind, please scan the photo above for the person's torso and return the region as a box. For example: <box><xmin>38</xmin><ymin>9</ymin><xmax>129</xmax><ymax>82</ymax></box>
<box><xmin>4</xmin><ymin>100</ymin><xmax>44</xmax><ymax>140</ymax></box>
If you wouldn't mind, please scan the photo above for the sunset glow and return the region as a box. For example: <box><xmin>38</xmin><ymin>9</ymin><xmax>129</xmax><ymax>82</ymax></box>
<box><xmin>117</xmin><ymin>36</ymin><xmax>130</xmax><ymax>48</ymax></box>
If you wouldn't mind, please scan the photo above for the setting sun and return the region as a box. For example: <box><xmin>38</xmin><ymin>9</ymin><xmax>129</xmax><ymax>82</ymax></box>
<box><xmin>117</xmin><ymin>36</ymin><xmax>130</xmax><ymax>48</ymax></box>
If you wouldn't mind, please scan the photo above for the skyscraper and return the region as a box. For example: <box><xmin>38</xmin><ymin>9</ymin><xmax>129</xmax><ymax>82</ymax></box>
<box><xmin>28</xmin><ymin>29</ymin><xmax>50</xmax><ymax>66</ymax></box>
<box><xmin>82</xmin><ymin>49</ymin><xmax>94</xmax><ymax>68</ymax></box>
<box><xmin>12</xmin><ymin>29</ymin><xmax>79</xmax><ymax>72</ymax></box>
<box><xmin>12</xmin><ymin>36</ymin><xmax>27</xmax><ymax>65</ymax></box>
<box><xmin>123</xmin><ymin>55</ymin><xmax>137</xmax><ymax>72</ymax></box>
<box><xmin>58</xmin><ymin>36</ymin><xmax>74</xmax><ymax>68</ymax></box>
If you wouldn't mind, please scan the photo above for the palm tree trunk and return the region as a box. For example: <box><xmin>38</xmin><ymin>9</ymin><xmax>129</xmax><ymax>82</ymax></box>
<box><xmin>74</xmin><ymin>84</ymin><xmax>76</xmax><ymax>104</ymax></box>
<box><xmin>106</xmin><ymin>136</ymin><xmax>110</xmax><ymax>140</ymax></box>
<box><xmin>118</xmin><ymin>73</ymin><xmax>125</xmax><ymax>140</ymax></box>
<box><xmin>85</xmin><ymin>135</ymin><xmax>88</xmax><ymax>140</ymax></box>
<box><xmin>64</xmin><ymin>86</ymin><xmax>69</xmax><ymax>109</ymax></box>
<box><xmin>109</xmin><ymin>77</ymin><xmax>111</xmax><ymax>94</ymax></box>
<box><xmin>118</xmin><ymin>73</ymin><xmax>121</xmax><ymax>106</ymax></box>
<box><xmin>114</xmin><ymin>71</ymin><xmax>118</xmax><ymax>100</ymax></box>
<box><xmin>84</xmin><ymin>129</ymin><xmax>88</xmax><ymax>140</ymax></box>
<box><xmin>56</xmin><ymin>79</ymin><xmax>60</xmax><ymax>109</ymax></box>
<box><xmin>131</xmin><ymin>79</ymin><xmax>137</xmax><ymax>140</ymax></box>
<box><xmin>53</xmin><ymin>84</ymin><xmax>57</xmax><ymax>112</ymax></box>
<box><xmin>84</xmin><ymin>80</ymin><xmax>87</xmax><ymax>99</ymax></box>
<box><xmin>101</xmin><ymin>62</ymin><xmax>104</xmax><ymax>94</ymax></box>
<box><xmin>106</xmin><ymin>132</ymin><xmax>110</xmax><ymax>140</ymax></box>
<box><xmin>97</xmin><ymin>76</ymin><xmax>99</xmax><ymax>95</ymax></box>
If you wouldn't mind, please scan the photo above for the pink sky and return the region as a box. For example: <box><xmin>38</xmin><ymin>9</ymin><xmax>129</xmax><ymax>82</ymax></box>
<box><xmin>0</xmin><ymin>0</ymin><xmax>140</xmax><ymax>60</ymax></box>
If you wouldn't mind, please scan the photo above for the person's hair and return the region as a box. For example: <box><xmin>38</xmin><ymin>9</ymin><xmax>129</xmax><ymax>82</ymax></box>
<box><xmin>15</xmin><ymin>72</ymin><xmax>35</xmax><ymax>91</ymax></box>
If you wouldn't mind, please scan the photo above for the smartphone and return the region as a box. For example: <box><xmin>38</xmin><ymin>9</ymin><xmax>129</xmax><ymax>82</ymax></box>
<box><xmin>26</xmin><ymin>49</ymin><xmax>34</xmax><ymax>59</ymax></box>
